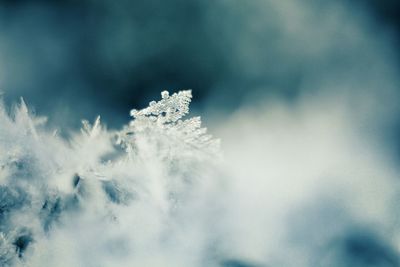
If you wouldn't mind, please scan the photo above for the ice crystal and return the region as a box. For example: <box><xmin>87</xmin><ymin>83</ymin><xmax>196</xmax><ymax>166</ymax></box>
<box><xmin>118</xmin><ymin>90</ymin><xmax>219</xmax><ymax>158</ymax></box>
<box><xmin>0</xmin><ymin>90</ymin><xmax>220</xmax><ymax>266</ymax></box>
<box><xmin>129</xmin><ymin>90</ymin><xmax>190</xmax><ymax>123</ymax></box>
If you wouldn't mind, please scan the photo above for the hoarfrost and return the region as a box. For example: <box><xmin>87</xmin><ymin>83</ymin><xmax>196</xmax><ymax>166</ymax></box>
<box><xmin>0</xmin><ymin>90</ymin><xmax>221</xmax><ymax>267</ymax></box>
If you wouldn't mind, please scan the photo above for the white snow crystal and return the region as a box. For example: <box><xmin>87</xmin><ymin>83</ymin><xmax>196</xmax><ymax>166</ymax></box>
<box><xmin>0</xmin><ymin>90</ymin><xmax>220</xmax><ymax>267</ymax></box>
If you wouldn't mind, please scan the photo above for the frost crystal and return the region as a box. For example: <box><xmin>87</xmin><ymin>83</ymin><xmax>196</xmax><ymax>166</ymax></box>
<box><xmin>0</xmin><ymin>90</ymin><xmax>220</xmax><ymax>266</ymax></box>
<box><xmin>118</xmin><ymin>90</ymin><xmax>219</xmax><ymax>157</ymax></box>
<box><xmin>129</xmin><ymin>90</ymin><xmax>191</xmax><ymax>124</ymax></box>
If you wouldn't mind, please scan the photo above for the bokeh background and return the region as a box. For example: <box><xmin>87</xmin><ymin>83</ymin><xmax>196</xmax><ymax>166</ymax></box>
<box><xmin>0</xmin><ymin>0</ymin><xmax>399</xmax><ymax>132</ymax></box>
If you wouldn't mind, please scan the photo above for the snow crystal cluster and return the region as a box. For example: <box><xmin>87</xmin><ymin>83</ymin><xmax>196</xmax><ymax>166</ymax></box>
<box><xmin>0</xmin><ymin>90</ymin><xmax>221</xmax><ymax>267</ymax></box>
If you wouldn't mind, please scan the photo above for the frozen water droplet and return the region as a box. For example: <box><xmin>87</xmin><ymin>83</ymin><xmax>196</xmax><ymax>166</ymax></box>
<box><xmin>130</xmin><ymin>109</ymin><xmax>138</xmax><ymax>117</ymax></box>
<box><xmin>161</xmin><ymin>91</ymin><xmax>169</xmax><ymax>99</ymax></box>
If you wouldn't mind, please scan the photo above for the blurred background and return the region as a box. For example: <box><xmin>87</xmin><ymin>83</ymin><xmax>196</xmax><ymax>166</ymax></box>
<box><xmin>0</xmin><ymin>0</ymin><xmax>399</xmax><ymax>130</ymax></box>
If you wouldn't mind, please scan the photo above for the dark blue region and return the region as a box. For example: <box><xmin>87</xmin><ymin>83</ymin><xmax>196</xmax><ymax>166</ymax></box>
<box><xmin>318</xmin><ymin>230</ymin><xmax>400</xmax><ymax>267</ymax></box>
<box><xmin>343</xmin><ymin>233</ymin><xmax>399</xmax><ymax>266</ymax></box>
<box><xmin>220</xmin><ymin>259</ymin><xmax>263</xmax><ymax>267</ymax></box>
<box><xmin>13</xmin><ymin>231</ymin><xmax>33</xmax><ymax>259</ymax></box>
<box><xmin>0</xmin><ymin>0</ymin><xmax>398</xmax><ymax>132</ymax></box>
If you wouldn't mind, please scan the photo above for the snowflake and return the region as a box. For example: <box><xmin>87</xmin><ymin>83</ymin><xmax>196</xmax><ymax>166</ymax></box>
<box><xmin>117</xmin><ymin>90</ymin><xmax>220</xmax><ymax>158</ymax></box>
